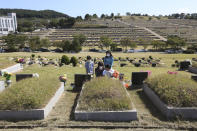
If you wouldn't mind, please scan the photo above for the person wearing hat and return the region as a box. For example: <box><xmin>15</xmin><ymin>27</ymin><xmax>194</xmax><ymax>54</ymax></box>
<box><xmin>103</xmin><ymin>50</ymin><xmax>114</xmax><ymax>67</ymax></box>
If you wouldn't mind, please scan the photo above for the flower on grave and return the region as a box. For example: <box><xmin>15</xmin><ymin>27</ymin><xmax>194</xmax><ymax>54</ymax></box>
<box><xmin>59</xmin><ymin>74</ymin><xmax>67</xmax><ymax>82</ymax></box>
<box><xmin>112</xmin><ymin>70</ymin><xmax>119</xmax><ymax>78</ymax></box>
<box><xmin>33</xmin><ymin>73</ymin><xmax>39</xmax><ymax>78</ymax></box>
<box><xmin>3</xmin><ymin>72</ymin><xmax>12</xmax><ymax>81</ymax></box>
<box><xmin>167</xmin><ymin>71</ymin><xmax>178</xmax><ymax>75</ymax></box>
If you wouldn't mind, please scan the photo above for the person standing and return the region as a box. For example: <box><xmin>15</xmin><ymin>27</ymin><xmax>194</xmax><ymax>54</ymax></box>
<box><xmin>104</xmin><ymin>51</ymin><xmax>114</xmax><ymax>67</ymax></box>
<box><xmin>85</xmin><ymin>56</ymin><xmax>94</xmax><ymax>75</ymax></box>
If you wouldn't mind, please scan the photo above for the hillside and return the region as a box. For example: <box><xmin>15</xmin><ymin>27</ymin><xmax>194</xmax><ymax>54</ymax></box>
<box><xmin>0</xmin><ymin>8</ymin><xmax>69</xmax><ymax>18</ymax></box>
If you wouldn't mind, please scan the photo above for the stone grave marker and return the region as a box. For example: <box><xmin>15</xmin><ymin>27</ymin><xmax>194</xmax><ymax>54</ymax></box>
<box><xmin>179</xmin><ymin>61</ymin><xmax>191</xmax><ymax>70</ymax></box>
<box><xmin>134</xmin><ymin>63</ymin><xmax>141</xmax><ymax>67</ymax></box>
<box><xmin>191</xmin><ymin>75</ymin><xmax>197</xmax><ymax>81</ymax></box>
<box><xmin>16</xmin><ymin>74</ymin><xmax>33</xmax><ymax>82</ymax></box>
<box><xmin>120</xmin><ymin>63</ymin><xmax>127</xmax><ymax>67</ymax></box>
<box><xmin>152</xmin><ymin>63</ymin><xmax>157</xmax><ymax>67</ymax></box>
<box><xmin>132</xmin><ymin>72</ymin><xmax>148</xmax><ymax>85</ymax></box>
<box><xmin>74</xmin><ymin>74</ymin><xmax>91</xmax><ymax>91</ymax></box>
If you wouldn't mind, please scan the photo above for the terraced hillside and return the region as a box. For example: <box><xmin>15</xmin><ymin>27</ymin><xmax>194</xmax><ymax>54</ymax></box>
<box><xmin>122</xmin><ymin>17</ymin><xmax>197</xmax><ymax>44</ymax></box>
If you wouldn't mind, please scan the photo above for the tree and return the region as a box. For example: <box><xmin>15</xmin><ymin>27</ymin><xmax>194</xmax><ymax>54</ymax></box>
<box><xmin>110</xmin><ymin>13</ymin><xmax>114</xmax><ymax>18</ymax></box>
<box><xmin>2</xmin><ymin>34</ymin><xmax>28</xmax><ymax>52</ymax></box>
<box><xmin>61</xmin><ymin>40</ymin><xmax>71</xmax><ymax>52</ymax></box>
<box><xmin>100</xmin><ymin>36</ymin><xmax>112</xmax><ymax>49</ymax></box>
<box><xmin>92</xmin><ymin>14</ymin><xmax>98</xmax><ymax>18</ymax></box>
<box><xmin>167</xmin><ymin>35</ymin><xmax>186</xmax><ymax>49</ymax></box>
<box><xmin>73</xmin><ymin>34</ymin><xmax>87</xmax><ymax>45</ymax></box>
<box><xmin>142</xmin><ymin>44</ymin><xmax>149</xmax><ymax>50</ymax></box>
<box><xmin>126</xmin><ymin>12</ymin><xmax>131</xmax><ymax>16</ymax></box>
<box><xmin>85</xmin><ymin>14</ymin><xmax>91</xmax><ymax>20</ymax></box>
<box><xmin>120</xmin><ymin>37</ymin><xmax>132</xmax><ymax>50</ymax></box>
<box><xmin>40</xmin><ymin>38</ymin><xmax>50</xmax><ymax>48</ymax></box>
<box><xmin>151</xmin><ymin>40</ymin><xmax>167</xmax><ymax>50</ymax></box>
<box><xmin>101</xmin><ymin>14</ymin><xmax>105</xmax><ymax>19</ymax></box>
<box><xmin>76</xmin><ymin>16</ymin><xmax>83</xmax><ymax>21</ymax></box>
<box><xmin>61</xmin><ymin>55</ymin><xmax>70</xmax><ymax>65</ymax></box>
<box><xmin>28</xmin><ymin>36</ymin><xmax>41</xmax><ymax>51</ymax></box>
<box><xmin>71</xmin><ymin>38</ymin><xmax>82</xmax><ymax>53</ymax></box>
<box><xmin>70</xmin><ymin>56</ymin><xmax>78</xmax><ymax>67</ymax></box>
<box><xmin>110</xmin><ymin>42</ymin><xmax>118</xmax><ymax>51</ymax></box>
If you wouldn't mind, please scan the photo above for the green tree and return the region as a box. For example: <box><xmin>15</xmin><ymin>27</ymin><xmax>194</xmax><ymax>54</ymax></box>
<box><xmin>61</xmin><ymin>40</ymin><xmax>71</xmax><ymax>52</ymax></box>
<box><xmin>100</xmin><ymin>36</ymin><xmax>112</xmax><ymax>49</ymax></box>
<box><xmin>61</xmin><ymin>55</ymin><xmax>70</xmax><ymax>65</ymax></box>
<box><xmin>92</xmin><ymin>14</ymin><xmax>98</xmax><ymax>18</ymax></box>
<box><xmin>167</xmin><ymin>35</ymin><xmax>186</xmax><ymax>49</ymax></box>
<box><xmin>101</xmin><ymin>14</ymin><xmax>105</xmax><ymax>19</ymax></box>
<box><xmin>110</xmin><ymin>42</ymin><xmax>118</xmax><ymax>51</ymax></box>
<box><xmin>29</xmin><ymin>36</ymin><xmax>41</xmax><ymax>51</ymax></box>
<box><xmin>40</xmin><ymin>38</ymin><xmax>50</xmax><ymax>48</ymax></box>
<box><xmin>85</xmin><ymin>14</ymin><xmax>91</xmax><ymax>20</ymax></box>
<box><xmin>73</xmin><ymin>34</ymin><xmax>87</xmax><ymax>45</ymax></box>
<box><xmin>120</xmin><ymin>37</ymin><xmax>132</xmax><ymax>50</ymax></box>
<box><xmin>70</xmin><ymin>56</ymin><xmax>78</xmax><ymax>67</ymax></box>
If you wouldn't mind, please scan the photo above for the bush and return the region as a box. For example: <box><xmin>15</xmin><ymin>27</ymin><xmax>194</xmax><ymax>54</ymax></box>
<box><xmin>70</xmin><ymin>56</ymin><xmax>78</xmax><ymax>67</ymax></box>
<box><xmin>61</xmin><ymin>55</ymin><xmax>70</xmax><ymax>65</ymax></box>
<box><xmin>78</xmin><ymin>77</ymin><xmax>132</xmax><ymax>111</ymax></box>
<box><xmin>146</xmin><ymin>74</ymin><xmax>197</xmax><ymax>107</ymax></box>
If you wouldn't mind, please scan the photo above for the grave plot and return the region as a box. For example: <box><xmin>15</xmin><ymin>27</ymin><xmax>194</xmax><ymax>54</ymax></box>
<box><xmin>144</xmin><ymin>74</ymin><xmax>197</xmax><ymax>119</ymax></box>
<box><xmin>0</xmin><ymin>65</ymin><xmax>64</xmax><ymax>120</ymax></box>
<box><xmin>75</xmin><ymin>77</ymin><xmax>137</xmax><ymax>121</ymax></box>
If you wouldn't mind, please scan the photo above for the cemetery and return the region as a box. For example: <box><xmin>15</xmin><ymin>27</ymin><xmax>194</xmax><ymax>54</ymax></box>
<box><xmin>0</xmin><ymin>52</ymin><xmax>196</xmax><ymax>130</ymax></box>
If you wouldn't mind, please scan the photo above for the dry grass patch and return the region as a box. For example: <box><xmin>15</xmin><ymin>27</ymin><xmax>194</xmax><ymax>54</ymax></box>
<box><xmin>78</xmin><ymin>77</ymin><xmax>132</xmax><ymax>111</ymax></box>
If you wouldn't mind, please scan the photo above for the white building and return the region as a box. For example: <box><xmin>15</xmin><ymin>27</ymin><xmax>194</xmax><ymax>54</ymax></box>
<box><xmin>0</xmin><ymin>13</ymin><xmax>17</xmax><ymax>36</ymax></box>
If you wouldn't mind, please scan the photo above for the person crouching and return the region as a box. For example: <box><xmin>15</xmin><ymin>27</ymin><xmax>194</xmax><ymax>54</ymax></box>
<box><xmin>103</xmin><ymin>64</ymin><xmax>114</xmax><ymax>78</ymax></box>
<box><xmin>95</xmin><ymin>61</ymin><xmax>104</xmax><ymax>77</ymax></box>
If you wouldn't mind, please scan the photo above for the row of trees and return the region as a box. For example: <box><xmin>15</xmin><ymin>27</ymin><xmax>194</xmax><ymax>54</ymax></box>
<box><xmin>2</xmin><ymin>34</ymin><xmax>50</xmax><ymax>52</ymax></box>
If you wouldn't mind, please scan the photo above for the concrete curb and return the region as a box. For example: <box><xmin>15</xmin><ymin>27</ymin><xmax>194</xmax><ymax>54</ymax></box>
<box><xmin>0</xmin><ymin>82</ymin><xmax>64</xmax><ymax>120</ymax></box>
<box><xmin>75</xmin><ymin>85</ymin><xmax>137</xmax><ymax>121</ymax></box>
<box><xmin>0</xmin><ymin>64</ymin><xmax>23</xmax><ymax>76</ymax></box>
<box><xmin>143</xmin><ymin>84</ymin><xmax>197</xmax><ymax>119</ymax></box>
<box><xmin>0</xmin><ymin>81</ymin><xmax>5</xmax><ymax>92</ymax></box>
<box><xmin>188</xmin><ymin>67</ymin><xmax>197</xmax><ymax>74</ymax></box>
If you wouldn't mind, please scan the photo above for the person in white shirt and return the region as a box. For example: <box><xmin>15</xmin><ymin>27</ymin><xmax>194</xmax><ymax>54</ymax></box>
<box><xmin>103</xmin><ymin>64</ymin><xmax>114</xmax><ymax>78</ymax></box>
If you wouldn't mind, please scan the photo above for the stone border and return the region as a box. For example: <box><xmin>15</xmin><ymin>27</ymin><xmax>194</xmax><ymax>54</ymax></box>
<box><xmin>75</xmin><ymin>85</ymin><xmax>137</xmax><ymax>121</ymax></box>
<box><xmin>143</xmin><ymin>84</ymin><xmax>197</xmax><ymax>119</ymax></box>
<box><xmin>188</xmin><ymin>67</ymin><xmax>197</xmax><ymax>74</ymax></box>
<box><xmin>0</xmin><ymin>82</ymin><xmax>64</xmax><ymax>120</ymax></box>
<box><xmin>0</xmin><ymin>64</ymin><xmax>23</xmax><ymax>76</ymax></box>
<box><xmin>0</xmin><ymin>81</ymin><xmax>5</xmax><ymax>92</ymax></box>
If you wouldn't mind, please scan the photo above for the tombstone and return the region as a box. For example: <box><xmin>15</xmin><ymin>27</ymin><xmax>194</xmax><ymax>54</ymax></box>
<box><xmin>132</xmin><ymin>72</ymin><xmax>148</xmax><ymax>85</ymax></box>
<box><xmin>16</xmin><ymin>74</ymin><xmax>33</xmax><ymax>82</ymax></box>
<box><xmin>134</xmin><ymin>63</ymin><xmax>141</xmax><ymax>67</ymax></box>
<box><xmin>74</xmin><ymin>74</ymin><xmax>91</xmax><ymax>92</ymax></box>
<box><xmin>152</xmin><ymin>63</ymin><xmax>157</xmax><ymax>67</ymax></box>
<box><xmin>0</xmin><ymin>81</ymin><xmax>5</xmax><ymax>92</ymax></box>
<box><xmin>179</xmin><ymin>61</ymin><xmax>191</xmax><ymax>70</ymax></box>
<box><xmin>191</xmin><ymin>75</ymin><xmax>197</xmax><ymax>81</ymax></box>
<box><xmin>120</xmin><ymin>63</ymin><xmax>127</xmax><ymax>67</ymax></box>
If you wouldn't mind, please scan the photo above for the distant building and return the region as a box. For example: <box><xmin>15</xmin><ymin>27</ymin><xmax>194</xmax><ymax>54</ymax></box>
<box><xmin>0</xmin><ymin>13</ymin><xmax>17</xmax><ymax>36</ymax></box>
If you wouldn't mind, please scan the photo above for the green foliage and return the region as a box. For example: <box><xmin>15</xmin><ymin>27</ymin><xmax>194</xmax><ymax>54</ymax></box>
<box><xmin>0</xmin><ymin>9</ymin><xmax>68</xmax><ymax>18</ymax></box>
<box><xmin>28</xmin><ymin>36</ymin><xmax>41</xmax><ymax>51</ymax></box>
<box><xmin>31</xmin><ymin>54</ymin><xmax>35</xmax><ymax>58</ymax></box>
<box><xmin>70</xmin><ymin>56</ymin><xmax>78</xmax><ymax>67</ymax></box>
<box><xmin>73</xmin><ymin>34</ymin><xmax>86</xmax><ymax>45</ymax></box>
<box><xmin>78</xmin><ymin>77</ymin><xmax>132</xmax><ymax>111</ymax></box>
<box><xmin>85</xmin><ymin>14</ymin><xmax>92</xmax><ymax>20</ymax></box>
<box><xmin>2</xmin><ymin>34</ymin><xmax>28</xmax><ymax>52</ymax></box>
<box><xmin>146</xmin><ymin>74</ymin><xmax>197</xmax><ymax>107</ymax></box>
<box><xmin>120</xmin><ymin>37</ymin><xmax>136</xmax><ymax>50</ymax></box>
<box><xmin>100</xmin><ymin>36</ymin><xmax>112</xmax><ymax>49</ymax></box>
<box><xmin>167</xmin><ymin>35</ymin><xmax>186</xmax><ymax>49</ymax></box>
<box><xmin>61</xmin><ymin>55</ymin><xmax>70</xmax><ymax>65</ymax></box>
<box><xmin>40</xmin><ymin>38</ymin><xmax>50</xmax><ymax>48</ymax></box>
<box><xmin>151</xmin><ymin>40</ymin><xmax>166</xmax><ymax>50</ymax></box>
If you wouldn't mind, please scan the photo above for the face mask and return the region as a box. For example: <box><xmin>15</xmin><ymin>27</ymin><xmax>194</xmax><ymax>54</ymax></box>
<box><xmin>99</xmin><ymin>66</ymin><xmax>103</xmax><ymax>70</ymax></box>
<box><xmin>106</xmin><ymin>54</ymin><xmax>110</xmax><ymax>57</ymax></box>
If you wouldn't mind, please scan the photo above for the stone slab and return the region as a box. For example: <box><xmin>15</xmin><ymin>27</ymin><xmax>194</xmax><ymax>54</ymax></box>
<box><xmin>143</xmin><ymin>85</ymin><xmax>197</xmax><ymax>119</ymax></box>
<box><xmin>188</xmin><ymin>67</ymin><xmax>197</xmax><ymax>74</ymax></box>
<box><xmin>16</xmin><ymin>74</ymin><xmax>33</xmax><ymax>82</ymax></box>
<box><xmin>132</xmin><ymin>72</ymin><xmax>148</xmax><ymax>85</ymax></box>
<box><xmin>0</xmin><ymin>81</ymin><xmax>5</xmax><ymax>92</ymax></box>
<box><xmin>0</xmin><ymin>82</ymin><xmax>64</xmax><ymax>120</ymax></box>
<box><xmin>0</xmin><ymin>64</ymin><xmax>23</xmax><ymax>76</ymax></box>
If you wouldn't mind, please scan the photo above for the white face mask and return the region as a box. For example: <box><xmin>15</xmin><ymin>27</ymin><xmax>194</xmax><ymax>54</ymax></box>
<box><xmin>99</xmin><ymin>66</ymin><xmax>103</xmax><ymax>70</ymax></box>
<box><xmin>106</xmin><ymin>54</ymin><xmax>110</xmax><ymax>57</ymax></box>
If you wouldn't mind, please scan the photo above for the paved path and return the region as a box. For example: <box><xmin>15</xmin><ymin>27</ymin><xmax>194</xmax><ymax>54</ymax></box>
<box><xmin>116</xmin><ymin>20</ymin><xmax>167</xmax><ymax>41</ymax></box>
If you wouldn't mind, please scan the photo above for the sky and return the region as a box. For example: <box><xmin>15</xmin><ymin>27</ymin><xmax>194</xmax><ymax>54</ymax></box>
<box><xmin>0</xmin><ymin>0</ymin><xmax>197</xmax><ymax>17</ymax></box>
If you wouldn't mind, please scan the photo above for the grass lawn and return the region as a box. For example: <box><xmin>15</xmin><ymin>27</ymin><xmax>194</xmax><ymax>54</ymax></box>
<box><xmin>0</xmin><ymin>52</ymin><xmax>196</xmax><ymax>130</ymax></box>
<box><xmin>0</xmin><ymin>57</ymin><xmax>16</xmax><ymax>69</ymax></box>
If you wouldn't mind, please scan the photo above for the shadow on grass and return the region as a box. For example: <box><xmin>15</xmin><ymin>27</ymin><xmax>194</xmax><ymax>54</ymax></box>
<box><xmin>136</xmin><ymin>89</ymin><xmax>167</xmax><ymax>121</ymax></box>
<box><xmin>69</xmin><ymin>92</ymin><xmax>80</xmax><ymax>121</ymax></box>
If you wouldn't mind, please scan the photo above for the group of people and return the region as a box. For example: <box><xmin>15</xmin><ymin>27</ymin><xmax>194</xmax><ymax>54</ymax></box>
<box><xmin>85</xmin><ymin>51</ymin><xmax>115</xmax><ymax>78</ymax></box>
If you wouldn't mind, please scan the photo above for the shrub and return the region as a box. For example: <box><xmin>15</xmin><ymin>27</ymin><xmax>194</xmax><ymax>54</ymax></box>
<box><xmin>78</xmin><ymin>77</ymin><xmax>132</xmax><ymax>111</ymax></box>
<box><xmin>146</xmin><ymin>74</ymin><xmax>197</xmax><ymax>107</ymax></box>
<box><xmin>70</xmin><ymin>56</ymin><xmax>78</xmax><ymax>67</ymax></box>
<box><xmin>31</xmin><ymin>54</ymin><xmax>35</xmax><ymax>58</ymax></box>
<box><xmin>61</xmin><ymin>55</ymin><xmax>70</xmax><ymax>65</ymax></box>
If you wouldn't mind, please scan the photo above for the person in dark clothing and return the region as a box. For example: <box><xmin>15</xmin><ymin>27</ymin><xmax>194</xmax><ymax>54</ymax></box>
<box><xmin>95</xmin><ymin>61</ymin><xmax>104</xmax><ymax>77</ymax></box>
